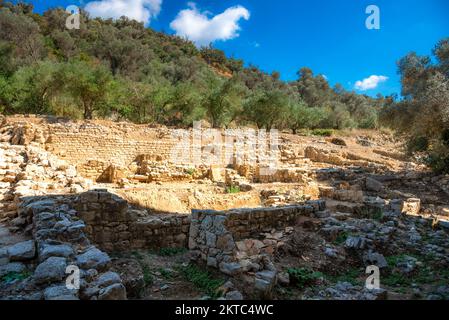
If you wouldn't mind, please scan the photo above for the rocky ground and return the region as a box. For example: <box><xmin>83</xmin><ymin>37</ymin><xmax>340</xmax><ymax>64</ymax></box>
<box><xmin>0</xmin><ymin>116</ymin><xmax>448</xmax><ymax>300</ymax></box>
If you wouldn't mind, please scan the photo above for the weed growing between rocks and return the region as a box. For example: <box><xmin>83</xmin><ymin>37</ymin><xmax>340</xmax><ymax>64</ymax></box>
<box><xmin>287</xmin><ymin>268</ymin><xmax>324</xmax><ymax>289</ymax></box>
<box><xmin>176</xmin><ymin>264</ymin><xmax>225</xmax><ymax>299</ymax></box>
<box><xmin>226</xmin><ymin>185</ymin><xmax>241</xmax><ymax>194</ymax></box>
<box><xmin>152</xmin><ymin>248</ymin><xmax>188</xmax><ymax>257</ymax></box>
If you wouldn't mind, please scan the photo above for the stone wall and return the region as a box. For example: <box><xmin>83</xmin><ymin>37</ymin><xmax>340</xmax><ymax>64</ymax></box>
<box><xmin>32</xmin><ymin>190</ymin><xmax>317</xmax><ymax>255</ymax></box>
<box><xmin>187</xmin><ymin>204</ymin><xmax>320</xmax><ymax>298</ymax></box>
<box><xmin>56</xmin><ymin>190</ymin><xmax>190</xmax><ymax>252</ymax></box>
<box><xmin>188</xmin><ymin>204</ymin><xmax>317</xmax><ymax>272</ymax></box>
<box><xmin>3</xmin><ymin>116</ymin><xmax>288</xmax><ymax>183</ymax></box>
<box><xmin>8</xmin><ymin>195</ymin><xmax>128</xmax><ymax>300</ymax></box>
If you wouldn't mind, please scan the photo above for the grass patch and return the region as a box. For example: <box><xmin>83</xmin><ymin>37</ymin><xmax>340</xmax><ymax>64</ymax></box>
<box><xmin>185</xmin><ymin>168</ymin><xmax>196</xmax><ymax>176</ymax></box>
<box><xmin>131</xmin><ymin>251</ymin><xmax>144</xmax><ymax>260</ymax></box>
<box><xmin>383</xmin><ymin>254</ymin><xmax>440</xmax><ymax>287</ymax></box>
<box><xmin>226</xmin><ymin>185</ymin><xmax>241</xmax><ymax>194</ymax></box>
<box><xmin>333</xmin><ymin>231</ymin><xmax>350</xmax><ymax>245</ymax></box>
<box><xmin>142</xmin><ymin>265</ymin><xmax>153</xmax><ymax>286</ymax></box>
<box><xmin>372</xmin><ymin>210</ymin><xmax>384</xmax><ymax>221</ymax></box>
<box><xmin>1</xmin><ymin>271</ymin><xmax>32</xmax><ymax>284</ymax></box>
<box><xmin>177</xmin><ymin>264</ymin><xmax>225</xmax><ymax>298</ymax></box>
<box><xmin>287</xmin><ymin>268</ymin><xmax>324</xmax><ymax>289</ymax></box>
<box><xmin>326</xmin><ymin>268</ymin><xmax>362</xmax><ymax>286</ymax></box>
<box><xmin>150</xmin><ymin>247</ymin><xmax>188</xmax><ymax>257</ymax></box>
<box><xmin>158</xmin><ymin>268</ymin><xmax>175</xmax><ymax>280</ymax></box>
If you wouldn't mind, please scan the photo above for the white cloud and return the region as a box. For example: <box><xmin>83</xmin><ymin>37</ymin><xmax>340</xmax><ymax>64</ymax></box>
<box><xmin>170</xmin><ymin>3</ymin><xmax>250</xmax><ymax>46</ymax></box>
<box><xmin>354</xmin><ymin>75</ymin><xmax>388</xmax><ymax>91</ymax></box>
<box><xmin>85</xmin><ymin>0</ymin><xmax>162</xmax><ymax>25</ymax></box>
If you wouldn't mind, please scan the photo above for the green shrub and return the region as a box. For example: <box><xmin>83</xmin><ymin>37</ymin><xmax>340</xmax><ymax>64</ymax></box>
<box><xmin>407</xmin><ymin>136</ymin><xmax>429</xmax><ymax>153</ymax></box>
<box><xmin>326</xmin><ymin>268</ymin><xmax>361</xmax><ymax>286</ymax></box>
<box><xmin>287</xmin><ymin>267</ymin><xmax>324</xmax><ymax>289</ymax></box>
<box><xmin>425</xmin><ymin>154</ymin><xmax>449</xmax><ymax>174</ymax></box>
<box><xmin>226</xmin><ymin>185</ymin><xmax>241</xmax><ymax>194</ymax></box>
<box><xmin>156</xmin><ymin>247</ymin><xmax>188</xmax><ymax>257</ymax></box>
<box><xmin>311</xmin><ymin>129</ymin><xmax>333</xmax><ymax>137</ymax></box>
<box><xmin>142</xmin><ymin>265</ymin><xmax>153</xmax><ymax>286</ymax></box>
<box><xmin>333</xmin><ymin>231</ymin><xmax>350</xmax><ymax>245</ymax></box>
<box><xmin>177</xmin><ymin>264</ymin><xmax>224</xmax><ymax>298</ymax></box>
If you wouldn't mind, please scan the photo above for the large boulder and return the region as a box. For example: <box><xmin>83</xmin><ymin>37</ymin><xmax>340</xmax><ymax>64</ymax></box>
<box><xmin>34</xmin><ymin>256</ymin><xmax>67</xmax><ymax>284</ymax></box>
<box><xmin>219</xmin><ymin>262</ymin><xmax>243</xmax><ymax>276</ymax></box>
<box><xmin>402</xmin><ymin>198</ymin><xmax>421</xmax><ymax>216</ymax></box>
<box><xmin>95</xmin><ymin>272</ymin><xmax>122</xmax><ymax>288</ymax></box>
<box><xmin>254</xmin><ymin>270</ymin><xmax>277</xmax><ymax>299</ymax></box>
<box><xmin>39</xmin><ymin>243</ymin><xmax>74</xmax><ymax>262</ymax></box>
<box><xmin>7</xmin><ymin>240</ymin><xmax>36</xmax><ymax>262</ymax></box>
<box><xmin>76</xmin><ymin>247</ymin><xmax>111</xmax><ymax>271</ymax></box>
<box><xmin>363</xmin><ymin>251</ymin><xmax>388</xmax><ymax>269</ymax></box>
<box><xmin>366</xmin><ymin>177</ymin><xmax>383</xmax><ymax>192</ymax></box>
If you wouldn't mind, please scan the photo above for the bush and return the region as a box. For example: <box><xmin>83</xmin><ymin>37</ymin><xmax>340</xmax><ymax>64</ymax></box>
<box><xmin>311</xmin><ymin>129</ymin><xmax>333</xmax><ymax>137</ymax></box>
<box><xmin>407</xmin><ymin>136</ymin><xmax>429</xmax><ymax>153</ymax></box>
<box><xmin>287</xmin><ymin>267</ymin><xmax>323</xmax><ymax>289</ymax></box>
<box><xmin>177</xmin><ymin>264</ymin><xmax>224</xmax><ymax>298</ymax></box>
<box><xmin>442</xmin><ymin>129</ymin><xmax>449</xmax><ymax>147</ymax></box>
<box><xmin>425</xmin><ymin>154</ymin><xmax>449</xmax><ymax>174</ymax></box>
<box><xmin>226</xmin><ymin>185</ymin><xmax>241</xmax><ymax>194</ymax></box>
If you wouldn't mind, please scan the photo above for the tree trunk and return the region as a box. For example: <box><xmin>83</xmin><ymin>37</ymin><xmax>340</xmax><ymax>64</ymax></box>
<box><xmin>83</xmin><ymin>101</ymin><xmax>93</xmax><ymax>120</ymax></box>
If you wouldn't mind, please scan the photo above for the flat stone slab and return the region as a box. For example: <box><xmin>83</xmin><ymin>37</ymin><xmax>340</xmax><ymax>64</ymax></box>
<box><xmin>44</xmin><ymin>285</ymin><xmax>78</xmax><ymax>300</ymax></box>
<box><xmin>34</xmin><ymin>257</ymin><xmax>67</xmax><ymax>284</ymax></box>
<box><xmin>7</xmin><ymin>240</ymin><xmax>36</xmax><ymax>261</ymax></box>
<box><xmin>39</xmin><ymin>244</ymin><xmax>74</xmax><ymax>262</ymax></box>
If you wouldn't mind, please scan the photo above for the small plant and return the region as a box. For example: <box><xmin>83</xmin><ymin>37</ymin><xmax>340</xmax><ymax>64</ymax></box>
<box><xmin>158</xmin><ymin>268</ymin><xmax>175</xmax><ymax>280</ymax></box>
<box><xmin>226</xmin><ymin>185</ymin><xmax>241</xmax><ymax>194</ymax></box>
<box><xmin>153</xmin><ymin>247</ymin><xmax>188</xmax><ymax>257</ymax></box>
<box><xmin>287</xmin><ymin>267</ymin><xmax>324</xmax><ymax>289</ymax></box>
<box><xmin>372</xmin><ymin>209</ymin><xmax>384</xmax><ymax>221</ymax></box>
<box><xmin>142</xmin><ymin>265</ymin><xmax>153</xmax><ymax>286</ymax></box>
<box><xmin>311</xmin><ymin>129</ymin><xmax>333</xmax><ymax>137</ymax></box>
<box><xmin>326</xmin><ymin>268</ymin><xmax>361</xmax><ymax>286</ymax></box>
<box><xmin>177</xmin><ymin>264</ymin><xmax>225</xmax><ymax>298</ymax></box>
<box><xmin>333</xmin><ymin>231</ymin><xmax>350</xmax><ymax>245</ymax></box>
<box><xmin>185</xmin><ymin>168</ymin><xmax>196</xmax><ymax>176</ymax></box>
<box><xmin>131</xmin><ymin>251</ymin><xmax>144</xmax><ymax>260</ymax></box>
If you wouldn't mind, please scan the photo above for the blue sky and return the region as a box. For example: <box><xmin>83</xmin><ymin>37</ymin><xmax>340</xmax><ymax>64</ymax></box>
<box><xmin>15</xmin><ymin>0</ymin><xmax>449</xmax><ymax>97</ymax></box>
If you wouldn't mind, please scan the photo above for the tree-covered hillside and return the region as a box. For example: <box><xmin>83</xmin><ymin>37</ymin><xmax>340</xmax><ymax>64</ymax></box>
<box><xmin>0</xmin><ymin>1</ymin><xmax>390</xmax><ymax>130</ymax></box>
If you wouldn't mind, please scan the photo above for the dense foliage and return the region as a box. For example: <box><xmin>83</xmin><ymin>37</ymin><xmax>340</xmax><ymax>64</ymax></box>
<box><xmin>0</xmin><ymin>2</ymin><xmax>387</xmax><ymax>130</ymax></box>
<box><xmin>380</xmin><ymin>38</ymin><xmax>449</xmax><ymax>173</ymax></box>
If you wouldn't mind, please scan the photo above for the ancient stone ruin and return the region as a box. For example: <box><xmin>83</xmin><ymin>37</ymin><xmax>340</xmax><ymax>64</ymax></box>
<box><xmin>1</xmin><ymin>115</ymin><xmax>449</xmax><ymax>300</ymax></box>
